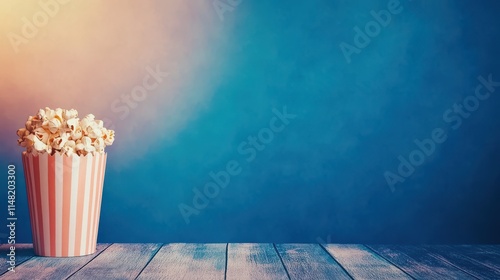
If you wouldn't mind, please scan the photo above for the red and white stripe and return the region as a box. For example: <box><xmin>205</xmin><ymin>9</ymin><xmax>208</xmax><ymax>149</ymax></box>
<box><xmin>22</xmin><ymin>152</ymin><xmax>107</xmax><ymax>257</ymax></box>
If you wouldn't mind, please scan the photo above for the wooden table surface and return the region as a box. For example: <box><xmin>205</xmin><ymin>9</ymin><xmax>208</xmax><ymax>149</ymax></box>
<box><xmin>1</xmin><ymin>244</ymin><xmax>500</xmax><ymax>279</ymax></box>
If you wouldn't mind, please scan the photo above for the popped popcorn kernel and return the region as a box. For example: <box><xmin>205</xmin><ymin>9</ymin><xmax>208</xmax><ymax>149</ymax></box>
<box><xmin>17</xmin><ymin>107</ymin><xmax>115</xmax><ymax>156</ymax></box>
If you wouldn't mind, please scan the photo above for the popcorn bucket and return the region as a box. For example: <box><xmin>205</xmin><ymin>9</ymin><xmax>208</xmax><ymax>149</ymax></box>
<box><xmin>22</xmin><ymin>151</ymin><xmax>107</xmax><ymax>257</ymax></box>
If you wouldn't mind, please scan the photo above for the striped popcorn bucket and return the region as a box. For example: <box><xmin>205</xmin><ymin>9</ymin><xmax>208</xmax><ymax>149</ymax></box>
<box><xmin>22</xmin><ymin>151</ymin><xmax>107</xmax><ymax>257</ymax></box>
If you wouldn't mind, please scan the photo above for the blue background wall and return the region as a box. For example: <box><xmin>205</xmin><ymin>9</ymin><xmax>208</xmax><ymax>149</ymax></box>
<box><xmin>1</xmin><ymin>0</ymin><xmax>500</xmax><ymax>244</ymax></box>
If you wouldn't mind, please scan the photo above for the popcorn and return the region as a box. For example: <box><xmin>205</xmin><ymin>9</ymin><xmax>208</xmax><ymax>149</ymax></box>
<box><xmin>16</xmin><ymin>107</ymin><xmax>114</xmax><ymax>156</ymax></box>
<box><xmin>71</xmin><ymin>126</ymin><xmax>83</xmax><ymax>140</ymax></box>
<box><xmin>33</xmin><ymin>127</ymin><xmax>49</xmax><ymax>143</ymax></box>
<box><xmin>62</xmin><ymin>140</ymin><xmax>76</xmax><ymax>156</ymax></box>
<box><xmin>54</xmin><ymin>108</ymin><xmax>63</xmax><ymax>121</ymax></box>
<box><xmin>93</xmin><ymin>138</ymin><xmax>105</xmax><ymax>153</ymax></box>
<box><xmin>66</xmin><ymin>118</ymin><xmax>79</xmax><ymax>131</ymax></box>
<box><xmin>51</xmin><ymin>133</ymin><xmax>69</xmax><ymax>150</ymax></box>
<box><xmin>102</xmin><ymin>128</ymin><xmax>115</xmax><ymax>146</ymax></box>
<box><xmin>80</xmin><ymin>115</ymin><xmax>94</xmax><ymax>133</ymax></box>
<box><xmin>81</xmin><ymin>136</ymin><xmax>95</xmax><ymax>152</ymax></box>
<box><xmin>87</xmin><ymin>123</ymin><xmax>103</xmax><ymax>138</ymax></box>
<box><xmin>16</xmin><ymin>128</ymin><xmax>27</xmax><ymax>138</ymax></box>
<box><xmin>47</xmin><ymin>117</ymin><xmax>62</xmax><ymax>134</ymax></box>
<box><xmin>30</xmin><ymin>135</ymin><xmax>48</xmax><ymax>153</ymax></box>
<box><xmin>63</xmin><ymin>109</ymin><xmax>78</xmax><ymax>120</ymax></box>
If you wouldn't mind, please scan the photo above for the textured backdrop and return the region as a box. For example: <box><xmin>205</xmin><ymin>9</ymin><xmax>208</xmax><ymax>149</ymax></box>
<box><xmin>1</xmin><ymin>0</ymin><xmax>499</xmax><ymax>243</ymax></box>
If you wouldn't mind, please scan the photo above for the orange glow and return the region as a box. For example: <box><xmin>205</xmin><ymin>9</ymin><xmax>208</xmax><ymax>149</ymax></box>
<box><xmin>1</xmin><ymin>0</ymin><xmax>221</xmax><ymax>162</ymax></box>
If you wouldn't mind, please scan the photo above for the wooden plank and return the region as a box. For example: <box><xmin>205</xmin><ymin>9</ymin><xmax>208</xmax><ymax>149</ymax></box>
<box><xmin>368</xmin><ymin>245</ymin><xmax>476</xmax><ymax>279</ymax></box>
<box><xmin>487</xmin><ymin>245</ymin><xmax>500</xmax><ymax>251</ymax></box>
<box><xmin>68</xmin><ymin>243</ymin><xmax>161</xmax><ymax>280</ymax></box>
<box><xmin>0</xmin><ymin>244</ymin><xmax>35</xmax><ymax>274</ymax></box>
<box><xmin>443</xmin><ymin>245</ymin><xmax>500</xmax><ymax>273</ymax></box>
<box><xmin>226</xmin><ymin>243</ymin><xmax>288</xmax><ymax>280</ymax></box>
<box><xmin>136</xmin><ymin>243</ymin><xmax>226</xmax><ymax>280</ymax></box>
<box><xmin>483</xmin><ymin>245</ymin><xmax>500</xmax><ymax>253</ymax></box>
<box><xmin>275</xmin><ymin>244</ymin><xmax>351</xmax><ymax>279</ymax></box>
<box><xmin>323</xmin><ymin>244</ymin><xmax>411</xmax><ymax>279</ymax></box>
<box><xmin>0</xmin><ymin>243</ymin><xmax>110</xmax><ymax>280</ymax></box>
<box><xmin>426</xmin><ymin>245</ymin><xmax>500</xmax><ymax>279</ymax></box>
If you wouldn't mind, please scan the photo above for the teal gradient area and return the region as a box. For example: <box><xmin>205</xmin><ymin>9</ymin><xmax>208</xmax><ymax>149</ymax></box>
<box><xmin>2</xmin><ymin>0</ymin><xmax>500</xmax><ymax>243</ymax></box>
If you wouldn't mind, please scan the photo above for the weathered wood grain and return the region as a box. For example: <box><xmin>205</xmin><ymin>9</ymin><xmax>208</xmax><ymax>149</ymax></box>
<box><xmin>0</xmin><ymin>243</ymin><xmax>35</xmax><ymax>275</ymax></box>
<box><xmin>225</xmin><ymin>243</ymin><xmax>288</xmax><ymax>280</ymax></box>
<box><xmin>67</xmin><ymin>243</ymin><xmax>161</xmax><ymax>280</ymax></box>
<box><xmin>3</xmin><ymin>243</ymin><xmax>500</xmax><ymax>279</ymax></box>
<box><xmin>368</xmin><ymin>245</ymin><xmax>476</xmax><ymax>279</ymax></box>
<box><xmin>426</xmin><ymin>245</ymin><xmax>500</xmax><ymax>279</ymax></box>
<box><xmin>136</xmin><ymin>243</ymin><xmax>226</xmax><ymax>280</ymax></box>
<box><xmin>444</xmin><ymin>245</ymin><xmax>500</xmax><ymax>273</ymax></box>
<box><xmin>323</xmin><ymin>244</ymin><xmax>411</xmax><ymax>279</ymax></box>
<box><xmin>275</xmin><ymin>244</ymin><xmax>351</xmax><ymax>279</ymax></box>
<box><xmin>486</xmin><ymin>245</ymin><xmax>500</xmax><ymax>252</ymax></box>
<box><xmin>0</xmin><ymin>243</ymin><xmax>109</xmax><ymax>280</ymax></box>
